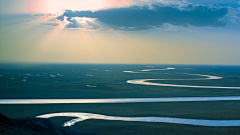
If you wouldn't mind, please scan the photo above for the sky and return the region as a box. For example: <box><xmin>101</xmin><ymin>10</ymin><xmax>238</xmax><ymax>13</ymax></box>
<box><xmin>0</xmin><ymin>0</ymin><xmax>240</xmax><ymax>65</ymax></box>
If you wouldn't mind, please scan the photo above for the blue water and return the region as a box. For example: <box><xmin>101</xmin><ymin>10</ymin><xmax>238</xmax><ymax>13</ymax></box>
<box><xmin>0</xmin><ymin>64</ymin><xmax>240</xmax><ymax>134</ymax></box>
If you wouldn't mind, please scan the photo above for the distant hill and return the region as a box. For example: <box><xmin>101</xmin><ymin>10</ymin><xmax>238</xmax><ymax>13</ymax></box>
<box><xmin>0</xmin><ymin>113</ymin><xmax>98</xmax><ymax>135</ymax></box>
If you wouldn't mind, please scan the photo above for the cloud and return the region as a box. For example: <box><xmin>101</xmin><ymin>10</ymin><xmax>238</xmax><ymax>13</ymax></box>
<box><xmin>130</xmin><ymin>0</ymin><xmax>188</xmax><ymax>6</ymax></box>
<box><xmin>40</xmin><ymin>23</ymin><xmax>59</xmax><ymax>27</ymax></box>
<box><xmin>32</xmin><ymin>14</ymin><xmax>45</xmax><ymax>17</ymax></box>
<box><xmin>231</xmin><ymin>19</ymin><xmax>239</xmax><ymax>23</ymax></box>
<box><xmin>55</xmin><ymin>4</ymin><xmax>228</xmax><ymax>31</ymax></box>
<box><xmin>65</xmin><ymin>17</ymin><xmax>97</xmax><ymax>29</ymax></box>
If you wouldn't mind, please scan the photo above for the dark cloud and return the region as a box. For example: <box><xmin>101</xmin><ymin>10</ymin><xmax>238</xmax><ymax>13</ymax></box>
<box><xmin>57</xmin><ymin>4</ymin><xmax>228</xmax><ymax>31</ymax></box>
<box><xmin>40</xmin><ymin>23</ymin><xmax>59</xmax><ymax>27</ymax></box>
<box><xmin>24</xmin><ymin>20</ymin><xmax>32</xmax><ymax>23</ymax></box>
<box><xmin>32</xmin><ymin>14</ymin><xmax>45</xmax><ymax>17</ymax></box>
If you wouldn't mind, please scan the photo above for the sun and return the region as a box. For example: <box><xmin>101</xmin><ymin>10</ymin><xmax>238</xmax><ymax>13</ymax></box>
<box><xmin>27</xmin><ymin>0</ymin><xmax>105</xmax><ymax>14</ymax></box>
<box><xmin>27</xmin><ymin>0</ymin><xmax>130</xmax><ymax>14</ymax></box>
